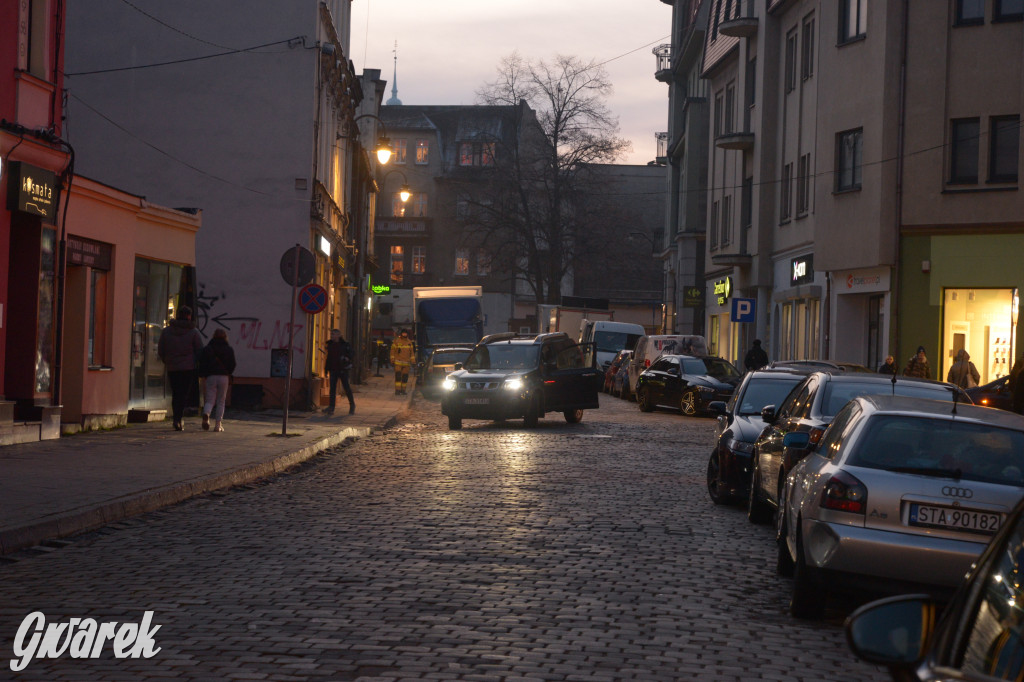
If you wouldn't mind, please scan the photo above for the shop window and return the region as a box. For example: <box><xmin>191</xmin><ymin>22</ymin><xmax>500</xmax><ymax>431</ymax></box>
<box><xmin>943</xmin><ymin>288</ymin><xmax>1019</xmax><ymax>384</ymax></box>
<box><xmin>950</xmin><ymin>118</ymin><xmax>980</xmax><ymax>184</ymax></box>
<box><xmin>989</xmin><ymin>115</ymin><xmax>1020</xmax><ymax>183</ymax></box>
<box><xmin>412</xmin><ymin>246</ymin><xmax>426</xmax><ymax>274</ymax></box>
<box><xmin>390</xmin><ymin>245</ymin><xmax>404</xmax><ymax>285</ymax></box>
<box><xmin>130</xmin><ymin>258</ymin><xmax>189</xmax><ymax>407</ymax></box>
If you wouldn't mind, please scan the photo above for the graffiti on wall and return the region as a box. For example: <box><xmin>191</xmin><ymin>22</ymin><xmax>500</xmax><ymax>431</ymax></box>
<box><xmin>194</xmin><ymin>283</ymin><xmax>304</xmax><ymax>353</ymax></box>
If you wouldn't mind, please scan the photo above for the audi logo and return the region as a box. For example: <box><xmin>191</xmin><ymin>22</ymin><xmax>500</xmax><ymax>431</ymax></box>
<box><xmin>942</xmin><ymin>486</ymin><xmax>974</xmax><ymax>499</ymax></box>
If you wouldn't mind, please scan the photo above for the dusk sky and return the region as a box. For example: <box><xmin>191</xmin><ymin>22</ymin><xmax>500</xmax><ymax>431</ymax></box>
<box><xmin>351</xmin><ymin>1</ymin><xmax>673</xmax><ymax>166</ymax></box>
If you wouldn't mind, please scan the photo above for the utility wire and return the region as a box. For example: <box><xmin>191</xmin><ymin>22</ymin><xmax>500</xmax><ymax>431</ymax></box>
<box><xmin>595</xmin><ymin>35</ymin><xmax>671</xmax><ymax>69</ymax></box>
<box><xmin>65</xmin><ymin>36</ymin><xmax>305</xmax><ymax>76</ymax></box>
<box><xmin>116</xmin><ymin>0</ymin><xmax>237</xmax><ymax>51</ymax></box>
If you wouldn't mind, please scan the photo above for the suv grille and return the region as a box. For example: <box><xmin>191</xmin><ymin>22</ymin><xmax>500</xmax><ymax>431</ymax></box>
<box><xmin>459</xmin><ymin>381</ymin><xmax>501</xmax><ymax>390</ymax></box>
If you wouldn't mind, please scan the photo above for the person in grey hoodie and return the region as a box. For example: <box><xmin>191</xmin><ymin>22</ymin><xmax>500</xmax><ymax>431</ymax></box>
<box><xmin>158</xmin><ymin>306</ymin><xmax>203</xmax><ymax>430</ymax></box>
<box><xmin>946</xmin><ymin>348</ymin><xmax>980</xmax><ymax>389</ymax></box>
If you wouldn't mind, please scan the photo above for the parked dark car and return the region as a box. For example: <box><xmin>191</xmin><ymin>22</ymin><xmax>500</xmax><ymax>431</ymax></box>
<box><xmin>967</xmin><ymin>374</ymin><xmax>1015</xmax><ymax>411</ymax></box>
<box><xmin>421</xmin><ymin>345</ymin><xmax>474</xmax><ymax>396</ymax></box>
<box><xmin>612</xmin><ymin>356</ymin><xmax>632</xmax><ymax>399</ymax></box>
<box><xmin>706</xmin><ymin>369</ymin><xmax>810</xmax><ymax>504</ymax></box>
<box><xmin>766</xmin><ymin>359</ymin><xmax>873</xmax><ymax>373</ymax></box>
<box><xmin>778</xmin><ymin>395</ymin><xmax>1024</xmax><ymax>619</ymax></box>
<box><xmin>440</xmin><ymin>332</ymin><xmax>601</xmax><ymax>430</ymax></box>
<box><xmin>603</xmin><ymin>349</ymin><xmax>631</xmax><ymax>393</ymax></box>
<box><xmin>846</xmin><ymin>493</ymin><xmax>1024</xmax><ymax>680</ymax></box>
<box><xmin>636</xmin><ymin>354</ymin><xmax>741</xmax><ymax>416</ymax></box>
<box><xmin>747</xmin><ymin>372</ymin><xmax>971</xmax><ymax>524</ymax></box>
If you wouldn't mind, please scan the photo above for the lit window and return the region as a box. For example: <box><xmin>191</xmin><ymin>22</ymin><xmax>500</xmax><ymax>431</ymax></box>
<box><xmin>836</xmin><ymin>128</ymin><xmax>863</xmax><ymax>191</ymax></box>
<box><xmin>455</xmin><ymin>248</ymin><xmax>469</xmax><ymax>276</ymax></box>
<box><xmin>482</xmin><ymin>143</ymin><xmax>495</xmax><ymax>166</ymax></box>
<box><xmin>412</xmin><ymin>246</ymin><xmax>426</xmax><ymax>274</ymax></box>
<box><xmin>459</xmin><ymin>143</ymin><xmax>474</xmax><ymax>166</ymax></box>
<box><xmin>392</xmin><ymin>194</ymin><xmax>406</xmax><ymax>217</ymax></box>
<box><xmin>950</xmin><ymin>118</ymin><xmax>980</xmax><ymax>184</ymax></box>
<box><xmin>393</xmin><ymin>139</ymin><xmax>407</xmax><ymax>164</ymax></box>
<box><xmin>477</xmin><ymin>249</ymin><xmax>491</xmax><ymax>276</ymax></box>
<box><xmin>415</xmin><ymin>139</ymin><xmax>429</xmax><ymax>165</ymax></box>
<box><xmin>390</xmin><ymin>245</ymin><xmax>404</xmax><ymax>285</ymax></box>
<box><xmin>459</xmin><ymin>142</ymin><xmax>497</xmax><ymax>167</ymax></box>
<box><xmin>412</xmin><ymin>193</ymin><xmax>428</xmax><ymax>217</ymax></box>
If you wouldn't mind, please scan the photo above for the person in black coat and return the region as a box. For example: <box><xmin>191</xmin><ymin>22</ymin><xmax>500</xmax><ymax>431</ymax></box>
<box><xmin>325</xmin><ymin>329</ymin><xmax>355</xmax><ymax>415</ymax></box>
<box><xmin>878</xmin><ymin>355</ymin><xmax>898</xmax><ymax>375</ymax></box>
<box><xmin>198</xmin><ymin>328</ymin><xmax>237</xmax><ymax>432</ymax></box>
<box><xmin>744</xmin><ymin>339</ymin><xmax>769</xmax><ymax>372</ymax></box>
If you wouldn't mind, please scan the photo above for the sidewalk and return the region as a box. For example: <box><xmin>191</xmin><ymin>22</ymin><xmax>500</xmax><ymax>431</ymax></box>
<box><xmin>0</xmin><ymin>373</ymin><xmax>414</xmax><ymax>556</ymax></box>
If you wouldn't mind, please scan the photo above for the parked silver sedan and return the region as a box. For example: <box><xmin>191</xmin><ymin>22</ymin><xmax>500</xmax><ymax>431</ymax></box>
<box><xmin>777</xmin><ymin>394</ymin><xmax>1024</xmax><ymax>619</ymax></box>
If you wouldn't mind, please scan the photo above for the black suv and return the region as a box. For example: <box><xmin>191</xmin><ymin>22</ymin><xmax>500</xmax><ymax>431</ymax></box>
<box><xmin>440</xmin><ymin>332</ymin><xmax>602</xmax><ymax>430</ymax></box>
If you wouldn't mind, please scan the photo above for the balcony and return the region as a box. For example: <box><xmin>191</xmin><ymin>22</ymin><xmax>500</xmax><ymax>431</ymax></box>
<box><xmin>653</xmin><ymin>44</ymin><xmax>672</xmax><ymax>82</ymax></box>
<box><xmin>715</xmin><ymin>131</ymin><xmax>755</xmax><ymax>151</ymax></box>
<box><xmin>719</xmin><ymin>16</ymin><xmax>758</xmax><ymax>38</ymax></box>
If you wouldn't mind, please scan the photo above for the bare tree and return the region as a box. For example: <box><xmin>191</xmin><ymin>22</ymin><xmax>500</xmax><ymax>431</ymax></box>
<box><xmin>464</xmin><ymin>53</ymin><xmax>630</xmax><ymax>304</ymax></box>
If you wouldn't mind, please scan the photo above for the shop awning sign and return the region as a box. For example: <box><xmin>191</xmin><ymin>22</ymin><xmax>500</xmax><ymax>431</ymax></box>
<box><xmin>7</xmin><ymin>162</ymin><xmax>58</xmax><ymax>224</ymax></box>
<box><xmin>713</xmin><ymin>276</ymin><xmax>732</xmax><ymax>306</ymax></box>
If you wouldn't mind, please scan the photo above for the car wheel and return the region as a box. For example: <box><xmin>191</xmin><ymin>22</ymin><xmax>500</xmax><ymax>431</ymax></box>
<box><xmin>790</xmin><ymin>529</ymin><xmax>826</xmax><ymax>620</ymax></box>
<box><xmin>775</xmin><ymin>486</ymin><xmax>795</xmax><ymax>577</ymax></box>
<box><xmin>448</xmin><ymin>415</ymin><xmax>462</xmax><ymax>430</ymax></box>
<box><xmin>706</xmin><ymin>453</ymin><xmax>729</xmax><ymax>505</ymax></box>
<box><xmin>637</xmin><ymin>387</ymin><xmax>654</xmax><ymax>412</ymax></box>
<box><xmin>680</xmin><ymin>389</ymin><xmax>700</xmax><ymax>416</ymax></box>
<box><xmin>563</xmin><ymin>409</ymin><xmax>584</xmax><ymax>424</ymax></box>
<box><xmin>524</xmin><ymin>397</ymin><xmax>540</xmax><ymax>428</ymax></box>
<box><xmin>747</xmin><ymin>459</ymin><xmax>773</xmax><ymax>525</ymax></box>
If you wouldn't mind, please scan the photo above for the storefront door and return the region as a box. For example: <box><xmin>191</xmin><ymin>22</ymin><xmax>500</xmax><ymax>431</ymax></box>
<box><xmin>942</xmin><ymin>288</ymin><xmax>1019</xmax><ymax>385</ymax></box>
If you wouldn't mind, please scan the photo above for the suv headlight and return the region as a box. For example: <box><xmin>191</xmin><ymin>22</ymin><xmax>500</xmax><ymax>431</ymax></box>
<box><xmin>503</xmin><ymin>378</ymin><xmax>524</xmax><ymax>391</ymax></box>
<box><xmin>442</xmin><ymin>378</ymin><xmax>457</xmax><ymax>391</ymax></box>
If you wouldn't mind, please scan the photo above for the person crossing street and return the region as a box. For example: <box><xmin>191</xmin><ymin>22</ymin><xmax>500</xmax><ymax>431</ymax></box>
<box><xmin>390</xmin><ymin>329</ymin><xmax>415</xmax><ymax>395</ymax></box>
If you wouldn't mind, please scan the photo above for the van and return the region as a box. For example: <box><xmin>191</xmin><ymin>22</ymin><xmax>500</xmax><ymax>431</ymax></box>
<box><xmin>579</xmin><ymin>320</ymin><xmax>646</xmax><ymax>370</ymax></box>
<box><xmin>626</xmin><ymin>334</ymin><xmax>708</xmax><ymax>396</ymax></box>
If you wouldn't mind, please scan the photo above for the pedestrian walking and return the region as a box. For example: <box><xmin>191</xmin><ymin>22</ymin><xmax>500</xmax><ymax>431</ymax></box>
<box><xmin>324</xmin><ymin>329</ymin><xmax>355</xmax><ymax>415</ymax></box>
<box><xmin>946</xmin><ymin>349</ymin><xmax>980</xmax><ymax>389</ymax></box>
<box><xmin>390</xmin><ymin>329</ymin><xmax>415</xmax><ymax>395</ymax></box>
<box><xmin>198</xmin><ymin>328</ymin><xmax>236</xmax><ymax>432</ymax></box>
<box><xmin>744</xmin><ymin>339</ymin><xmax>769</xmax><ymax>372</ymax></box>
<box><xmin>903</xmin><ymin>345</ymin><xmax>931</xmax><ymax>379</ymax></box>
<box><xmin>877</xmin><ymin>355</ymin><xmax>898</xmax><ymax>375</ymax></box>
<box><xmin>158</xmin><ymin>305</ymin><xmax>203</xmax><ymax>431</ymax></box>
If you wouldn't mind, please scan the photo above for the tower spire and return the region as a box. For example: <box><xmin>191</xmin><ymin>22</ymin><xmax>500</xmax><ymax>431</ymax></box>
<box><xmin>386</xmin><ymin>40</ymin><xmax>402</xmax><ymax>106</ymax></box>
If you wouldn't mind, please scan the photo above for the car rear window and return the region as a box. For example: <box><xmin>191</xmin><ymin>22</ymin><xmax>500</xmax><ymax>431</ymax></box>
<box><xmin>846</xmin><ymin>415</ymin><xmax>1024</xmax><ymax>486</ymax></box>
<box><xmin>822</xmin><ymin>381</ymin><xmax>956</xmax><ymax>417</ymax></box>
<box><xmin>466</xmin><ymin>344</ymin><xmax>539</xmax><ymax>370</ymax></box>
<box><xmin>737</xmin><ymin>376</ymin><xmax>805</xmax><ymax>416</ymax></box>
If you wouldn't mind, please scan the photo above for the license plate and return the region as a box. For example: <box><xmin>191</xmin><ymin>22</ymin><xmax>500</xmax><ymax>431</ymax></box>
<box><xmin>908</xmin><ymin>504</ymin><xmax>1002</xmax><ymax>535</ymax></box>
<box><xmin>464</xmin><ymin>398</ymin><xmax>489</xmax><ymax>405</ymax></box>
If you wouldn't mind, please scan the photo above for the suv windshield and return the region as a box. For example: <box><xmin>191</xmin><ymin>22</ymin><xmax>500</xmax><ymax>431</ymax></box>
<box><xmin>594</xmin><ymin>331</ymin><xmax>642</xmax><ymax>354</ymax></box>
<box><xmin>465</xmin><ymin>344</ymin><xmax>540</xmax><ymax>370</ymax></box>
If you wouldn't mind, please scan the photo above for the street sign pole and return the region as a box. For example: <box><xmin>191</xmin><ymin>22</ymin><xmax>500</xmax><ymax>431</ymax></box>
<box><xmin>282</xmin><ymin>245</ymin><xmax>300</xmax><ymax>436</ymax></box>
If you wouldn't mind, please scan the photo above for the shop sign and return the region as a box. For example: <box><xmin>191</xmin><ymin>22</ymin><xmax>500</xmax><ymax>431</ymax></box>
<box><xmin>7</xmin><ymin>162</ymin><xmax>58</xmax><ymax>224</ymax></box>
<box><xmin>376</xmin><ymin>219</ymin><xmax>427</xmax><ymax>233</ymax></box>
<box><xmin>372</xmin><ymin>284</ymin><xmax>390</xmax><ymax>295</ymax></box>
<box><xmin>682</xmin><ymin>286</ymin><xmax>703</xmax><ymax>308</ymax></box>
<box><xmin>791</xmin><ymin>255</ymin><xmax>814</xmax><ymax>286</ymax></box>
<box><xmin>842</xmin><ymin>266</ymin><xmax>890</xmax><ymax>294</ymax></box>
<box><xmin>67</xmin><ymin>235</ymin><xmax>113</xmax><ymax>270</ymax></box>
<box><xmin>713</xmin><ymin>277</ymin><xmax>732</xmax><ymax>306</ymax></box>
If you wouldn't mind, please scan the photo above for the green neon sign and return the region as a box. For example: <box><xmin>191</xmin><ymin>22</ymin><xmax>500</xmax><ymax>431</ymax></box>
<box><xmin>371</xmin><ymin>284</ymin><xmax>390</xmax><ymax>295</ymax></box>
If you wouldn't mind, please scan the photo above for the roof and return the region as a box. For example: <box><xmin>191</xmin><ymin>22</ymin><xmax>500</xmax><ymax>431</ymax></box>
<box><xmin>856</xmin><ymin>394</ymin><xmax>1024</xmax><ymax>429</ymax></box>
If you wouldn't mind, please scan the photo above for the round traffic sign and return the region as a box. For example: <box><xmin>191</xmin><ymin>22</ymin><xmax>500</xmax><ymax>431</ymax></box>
<box><xmin>280</xmin><ymin>245</ymin><xmax>316</xmax><ymax>286</ymax></box>
<box><xmin>298</xmin><ymin>283</ymin><xmax>328</xmax><ymax>314</ymax></box>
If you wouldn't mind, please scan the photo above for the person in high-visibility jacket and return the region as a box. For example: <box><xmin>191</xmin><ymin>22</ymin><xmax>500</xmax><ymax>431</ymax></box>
<box><xmin>389</xmin><ymin>329</ymin><xmax>415</xmax><ymax>395</ymax></box>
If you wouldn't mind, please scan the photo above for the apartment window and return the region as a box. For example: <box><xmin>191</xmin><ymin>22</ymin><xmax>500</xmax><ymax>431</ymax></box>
<box><xmin>411</xmin><ymin>246</ymin><xmax>426</xmax><ymax>274</ymax></box>
<box><xmin>25</xmin><ymin>0</ymin><xmax>48</xmax><ymax>78</ymax></box>
<box><xmin>990</xmin><ymin>115</ymin><xmax>1020</xmax><ymax>183</ymax></box>
<box><xmin>712</xmin><ymin>0</ymin><xmax>722</xmax><ymax>40</ymax></box>
<box><xmin>477</xmin><ymin>249</ymin><xmax>491</xmax><ymax>276</ymax></box>
<box><xmin>455</xmin><ymin>248</ymin><xmax>470</xmax><ymax>276</ymax></box>
<box><xmin>996</xmin><ymin>0</ymin><xmax>1024</xmax><ymax>21</ymax></box>
<box><xmin>956</xmin><ymin>0</ymin><xmax>985</xmax><ymax>24</ymax></box>
<box><xmin>710</xmin><ymin>200</ymin><xmax>720</xmax><ymax>249</ymax></box>
<box><xmin>393</xmin><ymin>139</ymin><xmax>407</xmax><ymax>164</ymax></box>
<box><xmin>950</xmin><ymin>118</ymin><xmax>980</xmax><ymax>184</ymax></box>
<box><xmin>456</xmin><ymin>195</ymin><xmax>470</xmax><ymax>220</ymax></box>
<box><xmin>801</xmin><ymin>15</ymin><xmax>815</xmax><ymax>80</ymax></box>
<box><xmin>714</xmin><ymin>92</ymin><xmax>724</xmax><ymax>137</ymax></box>
<box><xmin>392</xmin><ymin>194</ymin><xmax>407</xmax><ymax>217</ymax></box>
<box><xmin>459</xmin><ymin>142</ymin><xmax>496</xmax><ymax>167</ymax></box>
<box><xmin>412</xmin><ymin>193</ymin><xmax>428</xmax><ymax>217</ymax></box>
<box><xmin>836</xmin><ymin>128</ymin><xmax>863</xmax><ymax>191</ymax></box>
<box><xmin>797</xmin><ymin>153</ymin><xmax>811</xmax><ymax>215</ymax></box>
<box><xmin>721</xmin><ymin>195</ymin><xmax>732</xmax><ymax>246</ymax></box>
<box><xmin>724</xmin><ymin>83</ymin><xmax>736</xmax><ymax>134</ymax></box>
<box><xmin>839</xmin><ymin>0</ymin><xmax>867</xmax><ymax>42</ymax></box>
<box><xmin>785</xmin><ymin>30</ymin><xmax>798</xmax><ymax>93</ymax></box>
<box><xmin>415</xmin><ymin>139</ymin><xmax>429</xmax><ymax>165</ymax></box>
<box><xmin>390</xmin><ymin>245</ymin><xmax>404</xmax><ymax>285</ymax></box>
<box><xmin>781</xmin><ymin>163</ymin><xmax>793</xmax><ymax>220</ymax></box>
<box><xmin>89</xmin><ymin>270</ymin><xmax>110</xmax><ymax>367</ymax></box>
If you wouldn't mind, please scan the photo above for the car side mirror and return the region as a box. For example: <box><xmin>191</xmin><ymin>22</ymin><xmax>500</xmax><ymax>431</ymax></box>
<box><xmin>782</xmin><ymin>431</ymin><xmax>811</xmax><ymax>449</ymax></box>
<box><xmin>708</xmin><ymin>401</ymin><xmax>728</xmax><ymax>417</ymax></box>
<box><xmin>845</xmin><ymin>595</ymin><xmax>935</xmax><ymax>667</ymax></box>
<box><xmin>761</xmin><ymin>405</ymin><xmax>778</xmax><ymax>424</ymax></box>
<box><xmin>454</xmin><ymin>363</ymin><xmax>463</xmax><ymax>371</ymax></box>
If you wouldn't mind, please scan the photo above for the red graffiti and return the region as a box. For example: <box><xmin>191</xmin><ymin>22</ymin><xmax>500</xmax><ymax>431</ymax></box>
<box><xmin>235</xmin><ymin>320</ymin><xmax>305</xmax><ymax>353</ymax></box>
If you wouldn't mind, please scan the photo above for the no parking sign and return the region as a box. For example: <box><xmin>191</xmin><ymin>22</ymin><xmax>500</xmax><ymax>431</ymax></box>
<box><xmin>298</xmin><ymin>283</ymin><xmax>328</xmax><ymax>314</ymax></box>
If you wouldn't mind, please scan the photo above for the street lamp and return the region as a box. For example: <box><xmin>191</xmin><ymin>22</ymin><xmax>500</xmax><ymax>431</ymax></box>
<box><xmin>353</xmin><ymin>113</ymin><xmax>393</xmax><ymax>164</ymax></box>
<box><xmin>381</xmin><ymin>169</ymin><xmax>412</xmax><ymax>204</ymax></box>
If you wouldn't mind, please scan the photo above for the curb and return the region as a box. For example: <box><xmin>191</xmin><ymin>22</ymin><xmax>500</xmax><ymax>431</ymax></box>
<box><xmin>0</xmin><ymin>409</ymin><xmax>408</xmax><ymax>556</ymax></box>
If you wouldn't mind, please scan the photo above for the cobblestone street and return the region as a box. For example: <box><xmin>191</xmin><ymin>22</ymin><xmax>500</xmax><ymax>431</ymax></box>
<box><xmin>0</xmin><ymin>394</ymin><xmax>886</xmax><ymax>681</ymax></box>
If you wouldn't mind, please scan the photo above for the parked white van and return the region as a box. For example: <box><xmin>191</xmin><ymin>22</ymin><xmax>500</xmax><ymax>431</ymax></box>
<box><xmin>626</xmin><ymin>334</ymin><xmax>708</xmax><ymax>397</ymax></box>
<box><xmin>578</xmin><ymin>320</ymin><xmax>646</xmax><ymax>371</ymax></box>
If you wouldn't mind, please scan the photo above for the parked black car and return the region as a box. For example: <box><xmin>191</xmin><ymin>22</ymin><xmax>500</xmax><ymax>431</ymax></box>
<box><xmin>706</xmin><ymin>369</ymin><xmax>810</xmax><ymax>504</ymax></box>
<box><xmin>766</xmin><ymin>359</ymin><xmax>872</xmax><ymax>373</ymax></box>
<box><xmin>747</xmin><ymin>372</ymin><xmax>971</xmax><ymax>524</ymax></box>
<box><xmin>440</xmin><ymin>332</ymin><xmax>602</xmax><ymax>430</ymax></box>
<box><xmin>967</xmin><ymin>374</ymin><xmax>1015</xmax><ymax>411</ymax></box>
<box><xmin>421</xmin><ymin>345</ymin><xmax>474</xmax><ymax>396</ymax></box>
<box><xmin>635</xmin><ymin>354</ymin><xmax>741</xmax><ymax>416</ymax></box>
<box><xmin>846</xmin><ymin>494</ymin><xmax>1024</xmax><ymax>680</ymax></box>
<box><xmin>603</xmin><ymin>349</ymin><xmax>631</xmax><ymax>393</ymax></box>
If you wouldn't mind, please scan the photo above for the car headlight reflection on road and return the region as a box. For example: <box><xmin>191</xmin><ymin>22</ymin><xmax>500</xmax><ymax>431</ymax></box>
<box><xmin>442</xmin><ymin>378</ymin><xmax>457</xmax><ymax>391</ymax></box>
<box><xmin>504</xmin><ymin>378</ymin><xmax>524</xmax><ymax>391</ymax></box>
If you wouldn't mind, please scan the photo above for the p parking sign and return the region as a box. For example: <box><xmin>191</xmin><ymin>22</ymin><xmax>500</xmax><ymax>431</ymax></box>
<box><xmin>731</xmin><ymin>297</ymin><xmax>756</xmax><ymax>323</ymax></box>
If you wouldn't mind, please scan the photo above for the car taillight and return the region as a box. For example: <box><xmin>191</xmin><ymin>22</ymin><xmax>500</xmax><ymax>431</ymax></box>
<box><xmin>645</xmin><ymin>359</ymin><xmax>651</xmax><ymax>367</ymax></box>
<box><xmin>821</xmin><ymin>470</ymin><xmax>867</xmax><ymax>514</ymax></box>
